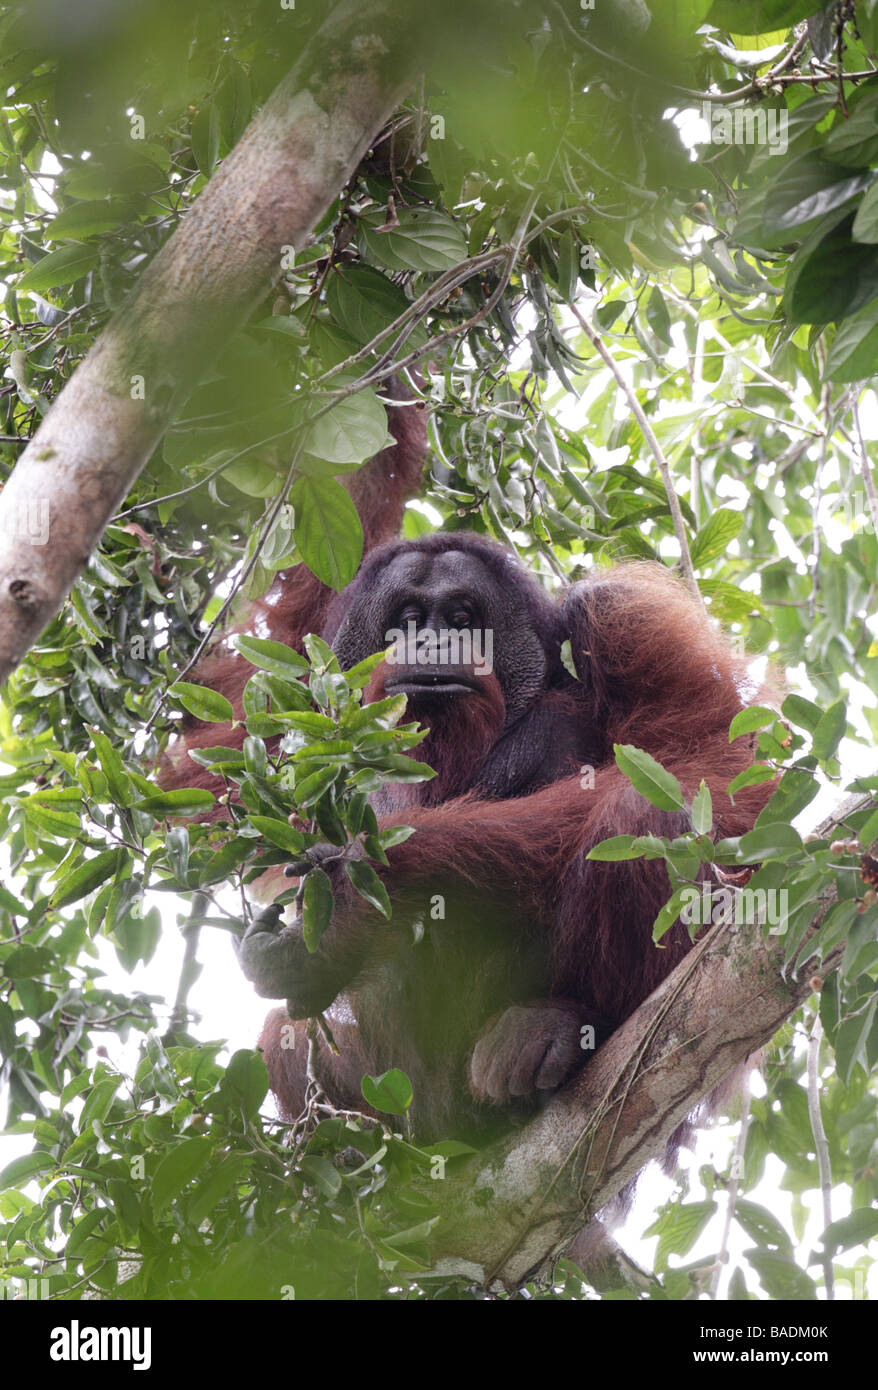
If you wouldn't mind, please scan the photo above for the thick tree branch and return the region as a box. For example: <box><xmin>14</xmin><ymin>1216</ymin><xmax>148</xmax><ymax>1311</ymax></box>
<box><xmin>0</xmin><ymin>0</ymin><xmax>420</xmax><ymax>684</ymax></box>
<box><xmin>422</xmin><ymin>794</ymin><xmax>872</xmax><ymax>1290</ymax></box>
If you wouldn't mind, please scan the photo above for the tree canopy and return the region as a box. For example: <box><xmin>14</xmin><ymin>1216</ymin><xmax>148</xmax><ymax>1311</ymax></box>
<box><xmin>0</xmin><ymin>0</ymin><xmax>877</xmax><ymax>1303</ymax></box>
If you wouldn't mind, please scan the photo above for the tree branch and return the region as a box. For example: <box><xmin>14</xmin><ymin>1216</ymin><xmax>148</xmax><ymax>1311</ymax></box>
<box><xmin>569</xmin><ymin>301</ymin><xmax>701</xmax><ymax>603</ymax></box>
<box><xmin>0</xmin><ymin>0</ymin><xmax>420</xmax><ymax>684</ymax></box>
<box><xmin>420</xmin><ymin>793</ymin><xmax>872</xmax><ymax>1290</ymax></box>
<box><xmin>808</xmin><ymin>1015</ymin><xmax>834</xmax><ymax>1300</ymax></box>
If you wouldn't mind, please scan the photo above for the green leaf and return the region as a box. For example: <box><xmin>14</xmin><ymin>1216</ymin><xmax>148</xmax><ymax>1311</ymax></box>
<box><xmin>302</xmin><ymin>867</ymin><xmax>333</xmax><ymax>951</ymax></box>
<box><xmin>49</xmin><ymin>848</ymin><xmax>126</xmax><ymax>909</ymax></box>
<box><xmin>379</xmin><ymin>825</ymin><xmax>416</xmax><ymax>850</ymax></box>
<box><xmin>734</xmin><ymin>1198</ymin><xmax>792</xmax><ymax>1252</ymax></box>
<box><xmin>152</xmin><ymin>1137</ymin><xmax>212</xmax><ymax>1213</ymax></box>
<box><xmin>79</xmin><ymin>1075</ymin><xmax>120</xmax><ymax>1131</ymax></box>
<box><xmin>303</xmin><ymin>389</ymin><xmax>393</xmax><ymax>468</ymax></box>
<box><xmin>707</xmin><ymin>0</ymin><xmax>817</xmax><ymax>33</ymax></box>
<box><xmin>555</xmin><ymin>230</ymin><xmax>579</xmax><ymax>303</ymax></box>
<box><xmin>559</xmin><ymin>638</ymin><xmax>579</xmax><ymax>680</ymax></box>
<box><xmin>233</xmin><ymin>635</ymin><xmax>309</xmax><ymax>677</ymax></box>
<box><xmin>853</xmin><ymin>179</ymin><xmax>878</xmax><ymax>243</ymax></box>
<box><xmin>690</xmin><ymin>780</ymin><xmax>712</xmax><ymax>835</ymax></box>
<box><xmin>186</xmin><ymin>746</ymin><xmax>245</xmax><ymax>770</ymax></box>
<box><xmin>188</xmin><ymin>1157</ymin><xmax>247</xmax><ymax>1225</ymax></box>
<box><xmin>787</xmin><ymin>216</ymin><xmax>878</xmax><ymax>326</ymax></box>
<box><xmin>299</xmin><ymin>1155</ymin><xmax>343</xmax><ymax>1198</ymax></box>
<box><xmin>745</xmin><ymin>1249</ymin><xmax>817</xmax><ymax>1300</ymax></box>
<box><xmin>857</xmin><ymin>806</ymin><xmax>878</xmax><ymax>849</ymax></box>
<box><xmin>586</xmin><ymin>834</ymin><xmax>641</xmax><ymax>861</ymax></box>
<box><xmin>215</xmin><ymin>59</ymin><xmax>251</xmax><ymax>146</ymax></box>
<box><xmin>728</xmin><ymin>705</ymin><xmax>778</xmax><ymax>741</ymax></box>
<box><xmin>359</xmin><ymin>207</ymin><xmax>467</xmax><ymax>273</ymax></box>
<box><xmin>218</xmin><ymin>1049</ymin><xmax>269</xmax><ymax>1118</ymax></box>
<box><xmin>23</xmin><ymin>802</ymin><xmax>82</xmax><ymax>839</ymax></box>
<box><xmin>762</xmin><ymin>152</ymin><xmax>872</xmax><ymax>238</ymax></box>
<box><xmin>823</xmin><ymin>299</ymin><xmax>878</xmax><ymax>381</ymax></box>
<box><xmin>172</xmin><ymin>681</ymin><xmax>234</xmax><ymax>723</ymax></box>
<box><xmin>614</xmin><ymin>744</ymin><xmax>685</xmax><ymax>811</ymax></box>
<box><xmin>90</xmin><ymin>727</ymin><xmax>132</xmax><ymax>805</ymax></box>
<box><xmin>344</xmin><ymin>859</ymin><xmax>391</xmax><ymax>917</ymax></box>
<box><xmin>0</xmin><ymin>884</ymin><xmax>24</xmax><ymax>914</ymax></box>
<box><xmin>249</xmin><ymin>816</ymin><xmax>306</xmax><ymax>853</ymax></box>
<box><xmin>303</xmin><ymin>633</ymin><xmax>338</xmax><ymax>670</ymax></box>
<box><xmin>165</xmin><ymin>826</ymin><xmax>189</xmax><ymax>881</ymax></box>
<box><xmin>45</xmin><ymin>200</ymin><xmax>132</xmax><ymax>240</ymax></box>
<box><xmin>3</xmin><ymin>945</ymin><xmax>54</xmax><ymax>978</ymax></box>
<box><xmin>191</xmin><ymin>102</ymin><xmax>221</xmax><ymax>178</ymax></box>
<box><xmin>295</xmin><ymin>763</ymin><xmax>341</xmax><ymax>806</ymax></box>
<box><xmin>108</xmin><ymin>1179</ymin><xmax>141</xmax><ymax>1238</ymax></box>
<box><xmin>646</xmin><ymin>287</ymin><xmax>672</xmax><ymax>344</ymax></box>
<box><xmin>754</xmin><ymin>767</ymin><xmax>818</xmax><ymax>827</ymax></box>
<box><xmin>700</xmin><ymin>579</ymin><xmax>764</xmax><ymax>623</ymax></box>
<box><xmin>0</xmin><ymin>1152</ymin><xmax>56</xmax><ymax>1188</ymax></box>
<box><xmin>596</xmin><ymin>298</ymin><xmax>626</xmax><ymax>328</ymax></box>
<box><xmin>781</xmin><ymin>693</ymin><xmax>823</xmax><ymax>734</ymax></box>
<box><xmin>835</xmin><ymin>998</ymin><xmax>876</xmax><ymax>1084</ymax></box>
<box><xmin>326</xmin><ymin>263</ymin><xmax>427</xmax><ymax>349</ymax></box>
<box><xmin>66</xmin><ymin>1207</ymin><xmax>105</xmax><ymax>1258</ymax></box>
<box><xmin>17</xmin><ymin>243</ymin><xmax>100</xmax><ymax>293</ymax></box>
<box><xmin>822</xmin><ymin>1207</ymin><xmax>878</xmax><ymax>1255</ymax></box>
<box><xmin>645</xmin><ymin>1199</ymin><xmax>716</xmax><ymax>1267</ymax></box>
<box><xmin>826</xmin><ymin>93</ymin><xmax>878</xmax><ymax>167</ymax></box>
<box><xmin>653</xmin><ymin>887</ymin><xmax>691</xmax><ymax>943</ymax></box>
<box><xmin>812</xmin><ymin>699</ymin><xmax>847</xmax><ymax>761</ymax></box>
<box><xmin>632</xmin><ymin>834</ymin><xmax>672</xmax><ymax>858</ymax></box>
<box><xmin>243</xmin><ymin>735</ymin><xmax>267</xmax><ymax>778</ymax></box>
<box><xmin>345</xmin><ymin>693</ymin><xmax>406</xmax><ymax>731</ymax></box>
<box><xmin>690</xmin><ymin>507</ymin><xmax>744</xmax><ymax>567</ymax></box>
<box><xmin>284</xmin><ymin>711</ymin><xmax>337</xmax><ymax>736</ymax></box>
<box><xmin>368</xmin><ymin>754</ymin><xmax>435</xmax><ymax>782</ymax></box>
<box><xmin>292</xmin><ymin>475</ymin><xmax>363</xmax><ymax>590</ymax></box>
<box><xmin>727</xmin><ymin>763</ymin><xmax>776</xmax><ymax>794</ymax></box>
<box><xmin>134</xmin><ymin>788</ymin><xmax>216</xmax><ymax>816</ymax></box>
<box><xmin>343</xmin><ymin>650</ymin><xmax>389</xmax><ymax>689</ymax></box>
<box><xmin>738</xmin><ymin>823</ymin><xmax>803</xmax><ymax>861</ymax></box>
<box><xmin>361</xmin><ymin>1068</ymin><xmax>413</xmax><ymax>1116</ymax></box>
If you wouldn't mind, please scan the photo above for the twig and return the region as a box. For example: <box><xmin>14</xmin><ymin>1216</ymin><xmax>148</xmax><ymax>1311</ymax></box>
<box><xmin>810</xmin><ymin>379</ymin><xmax>831</xmax><ymax>619</ymax></box>
<box><xmin>710</xmin><ymin>1078</ymin><xmax>752</xmax><ymax>1299</ymax></box>
<box><xmin>550</xmin><ymin>2</ymin><xmax>870</xmax><ymax>102</ymax></box>
<box><xmin>166</xmin><ymin>890</ymin><xmax>207</xmax><ymax>1040</ymax></box>
<box><xmin>351</xmin><ymin>189</ymin><xmax>542</xmax><ymax>397</ymax></box>
<box><xmin>569</xmin><ymin>301</ymin><xmax>701</xmax><ymax>603</ymax></box>
<box><xmin>112</xmin><ymin>427</ymin><xmax>297</xmax><ymax>520</ymax></box>
<box><xmin>313</xmin><ymin>249</ymin><xmax>509</xmax><ymax>389</ymax></box>
<box><xmin>808</xmin><ymin>1015</ymin><xmax>834</xmax><ymax>1300</ymax></box>
<box><xmin>852</xmin><ymin>393</ymin><xmax>878</xmax><ymax>544</ymax></box>
<box><xmin>142</xmin><ymin>431</ymin><xmax>305</xmax><ymax>735</ymax></box>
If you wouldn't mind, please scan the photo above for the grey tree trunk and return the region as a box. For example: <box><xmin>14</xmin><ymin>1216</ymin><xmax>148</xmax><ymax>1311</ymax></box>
<box><xmin>0</xmin><ymin>0</ymin><xmax>418</xmax><ymax>682</ymax></box>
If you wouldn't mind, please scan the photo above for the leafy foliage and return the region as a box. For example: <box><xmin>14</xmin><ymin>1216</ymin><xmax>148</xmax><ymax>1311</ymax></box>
<box><xmin>1</xmin><ymin>0</ymin><xmax>878</xmax><ymax>1300</ymax></box>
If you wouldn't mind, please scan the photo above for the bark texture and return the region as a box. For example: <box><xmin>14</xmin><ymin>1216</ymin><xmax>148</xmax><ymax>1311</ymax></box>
<box><xmin>0</xmin><ymin>1</ymin><xmax>418</xmax><ymax>682</ymax></box>
<box><xmin>422</xmin><ymin>794</ymin><xmax>872</xmax><ymax>1290</ymax></box>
